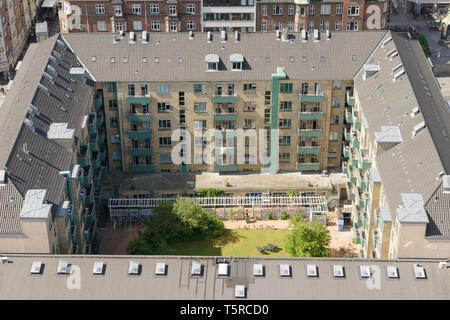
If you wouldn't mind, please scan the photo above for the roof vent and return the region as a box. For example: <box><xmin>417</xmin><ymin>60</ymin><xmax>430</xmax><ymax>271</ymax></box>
<box><xmin>390</xmin><ymin>51</ymin><xmax>399</xmax><ymax>60</ymax></box>
<box><xmin>0</xmin><ymin>170</ymin><xmax>6</xmax><ymax>185</ymax></box>
<box><xmin>207</xmin><ymin>31</ymin><xmax>212</xmax><ymax>43</ymax></box>
<box><xmin>191</xmin><ymin>261</ymin><xmax>202</xmax><ymax>276</ymax></box>
<box><xmin>281</xmin><ymin>29</ymin><xmax>288</xmax><ymax>42</ymax></box>
<box><xmin>412</xmin><ymin>121</ymin><xmax>426</xmax><ymax>137</ymax></box>
<box><xmin>414</xmin><ymin>264</ymin><xmax>426</xmax><ymax>279</ymax></box>
<box><xmin>1</xmin><ymin>257</ymin><xmax>8</xmax><ymax>264</ymax></box>
<box><xmin>235</xmin><ymin>285</ymin><xmax>246</xmax><ymax>298</ymax></box>
<box><xmin>386</xmin><ymin>48</ymin><xmax>397</xmax><ymax>58</ymax></box>
<box><xmin>221</xmin><ymin>30</ymin><xmax>227</xmax><ymax>42</ymax></box>
<box><xmin>386</xmin><ymin>266</ymin><xmax>399</xmax><ymax>278</ymax></box>
<box><xmin>30</xmin><ymin>261</ymin><xmax>43</xmax><ymax>274</ymax></box>
<box><xmin>24</xmin><ymin>118</ymin><xmax>36</xmax><ymax>133</ymax></box>
<box><xmin>443</xmin><ymin>175</ymin><xmax>450</xmax><ymax>194</ymax></box>
<box><xmin>279</xmin><ymin>264</ymin><xmax>291</xmax><ymax>277</ymax></box>
<box><xmin>128</xmin><ymin>261</ymin><xmax>140</xmax><ymax>275</ymax></box>
<box><xmin>313</xmin><ymin>29</ymin><xmax>319</xmax><ymax>42</ymax></box>
<box><xmin>28</xmin><ymin>104</ymin><xmax>40</xmax><ymax>117</ymax></box>
<box><xmin>142</xmin><ymin>31</ymin><xmax>149</xmax><ymax>43</ymax></box>
<box><xmin>306</xmin><ymin>264</ymin><xmax>318</xmax><ymax>277</ymax></box>
<box><xmin>393</xmin><ymin>69</ymin><xmax>405</xmax><ymax>82</ymax></box>
<box><xmin>235</xmin><ymin>31</ymin><xmax>240</xmax><ymax>43</ymax></box>
<box><xmin>392</xmin><ymin>63</ymin><xmax>403</xmax><ymax>74</ymax></box>
<box><xmin>155</xmin><ymin>262</ymin><xmax>167</xmax><ymax>275</ymax></box>
<box><xmin>70</xmin><ymin>67</ymin><xmax>87</xmax><ymax>83</ymax></box>
<box><xmin>57</xmin><ymin>260</ymin><xmax>70</xmax><ymax>274</ymax></box>
<box><xmin>253</xmin><ymin>264</ymin><xmax>264</xmax><ymax>276</ymax></box>
<box><xmin>301</xmin><ymin>29</ymin><xmax>307</xmax><ymax>42</ymax></box>
<box><xmin>93</xmin><ymin>262</ymin><xmax>104</xmax><ymax>275</ymax></box>
<box><xmin>23</xmin><ymin>143</ymin><xmax>29</xmax><ymax>154</ymax></box>
<box><xmin>439</xmin><ymin>261</ymin><xmax>448</xmax><ymax>269</ymax></box>
<box><xmin>38</xmin><ymin>83</ymin><xmax>50</xmax><ymax>95</ymax></box>
<box><xmin>411</xmin><ymin>106</ymin><xmax>420</xmax><ymax>117</ymax></box>
<box><xmin>276</xmin><ymin>30</ymin><xmax>281</xmax><ymax>40</ymax></box>
<box><xmin>129</xmin><ymin>32</ymin><xmax>136</xmax><ymax>44</ymax></box>
<box><xmin>382</xmin><ymin>37</ymin><xmax>392</xmax><ymax>47</ymax></box>
<box><xmin>189</xmin><ymin>31</ymin><xmax>194</xmax><ymax>40</ymax></box>
<box><xmin>218</xmin><ymin>263</ymin><xmax>229</xmax><ymax>276</ymax></box>
<box><xmin>333</xmin><ymin>265</ymin><xmax>345</xmax><ymax>278</ymax></box>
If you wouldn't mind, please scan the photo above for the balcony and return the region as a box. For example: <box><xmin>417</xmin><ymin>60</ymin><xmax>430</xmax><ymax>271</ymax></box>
<box><xmin>358</xmin><ymin>149</ymin><xmax>372</xmax><ymax>170</ymax></box>
<box><xmin>346</xmin><ymin>183</ymin><xmax>355</xmax><ymax>201</ymax></box>
<box><xmin>342</xmin><ymin>145</ymin><xmax>349</xmax><ymax>158</ymax></box>
<box><xmin>345</xmin><ymin>109</ymin><xmax>353</xmax><ymax>124</ymax></box>
<box><xmin>129</xmin><ymin>147</ymin><xmax>153</xmax><ymax>156</ymax></box>
<box><xmin>127</xmin><ymin>112</ymin><xmax>151</xmax><ymax>122</ymax></box>
<box><xmin>298</xmin><ymin>111</ymin><xmax>323</xmax><ymax>120</ymax></box>
<box><xmin>84</xmin><ymin>202</ymin><xmax>96</xmax><ymax>226</ymax></box>
<box><xmin>357</xmin><ymin>170</ymin><xmax>369</xmax><ymax>190</ymax></box>
<box><xmin>344</xmin><ymin>129</ymin><xmax>351</xmax><ymax>141</ymax></box>
<box><xmin>297</xmin><ymin>145</ymin><xmax>321</xmax><ymax>154</ymax></box>
<box><xmin>351</xmin><ymin>131</ymin><xmax>360</xmax><ymax>148</ymax></box>
<box><xmin>213</xmin><ymin>95</ymin><xmax>237</xmax><ymax>104</ymax></box>
<box><xmin>296</xmin><ymin>162</ymin><xmax>320</xmax><ymax>171</ymax></box>
<box><xmin>71</xmin><ymin>225</ymin><xmax>77</xmax><ymax>244</ymax></box>
<box><xmin>342</xmin><ymin>161</ymin><xmax>349</xmax><ymax>175</ymax></box>
<box><xmin>372</xmin><ymin>230</ymin><xmax>380</xmax><ymax>249</ymax></box>
<box><xmin>214</xmin><ymin>147</ymin><xmax>236</xmax><ymax>156</ymax></box>
<box><xmin>346</xmin><ymin>90</ymin><xmax>355</xmax><ymax>106</ymax></box>
<box><xmin>299</xmin><ymin>93</ymin><xmax>324</xmax><ymax>103</ymax></box>
<box><xmin>99</xmin><ymin>145</ymin><xmax>107</xmax><ymax>161</ymax></box>
<box><xmin>94</xmin><ymin>90</ymin><xmax>103</xmax><ymax>110</ymax></box>
<box><xmin>352</xmin><ymin>110</ymin><xmax>361</xmax><ymax>130</ymax></box>
<box><xmin>87</xmin><ymin>113</ymin><xmax>97</xmax><ymax>134</ymax></box>
<box><xmin>98</xmin><ymin>127</ymin><xmax>106</xmax><ymax>144</ymax></box>
<box><xmin>297</xmin><ymin>128</ymin><xmax>322</xmax><ymax>137</ymax></box>
<box><xmin>214</xmin><ymin>107</ymin><xmax>237</xmax><ymax>121</ymax></box>
<box><xmin>77</xmin><ymin>145</ymin><xmax>90</xmax><ymax>167</ymax></box>
<box><xmin>214</xmin><ymin>164</ymin><xmax>237</xmax><ymax>172</ymax></box>
<box><xmin>95</xmin><ymin>111</ymin><xmax>104</xmax><ymax>127</ymax></box>
<box><xmin>90</xmin><ymin>151</ymin><xmax>100</xmax><ymax>170</ymax></box>
<box><xmin>81</xmin><ymin>165</ymin><xmax>93</xmax><ymax>187</ymax></box>
<box><xmin>126</xmin><ymin>95</ymin><xmax>150</xmax><ymax>105</ymax></box>
<box><xmin>93</xmin><ymin>167</ymin><xmax>102</xmax><ymax>188</ymax></box>
<box><xmin>89</xmin><ymin>133</ymin><xmax>99</xmax><ymax>151</ymax></box>
<box><xmin>347</xmin><ymin>166</ymin><xmax>358</xmax><ymax>184</ymax></box>
<box><xmin>128</xmin><ymin>130</ymin><xmax>152</xmax><ymax>139</ymax></box>
<box><xmin>355</xmin><ymin>188</ymin><xmax>367</xmax><ymax>209</ymax></box>
<box><xmin>349</xmin><ymin>148</ymin><xmax>359</xmax><ymax>167</ymax></box>
<box><xmin>82</xmin><ymin>185</ymin><xmax>94</xmax><ymax>206</ymax></box>
<box><xmin>130</xmin><ymin>164</ymin><xmax>155</xmax><ymax>173</ymax></box>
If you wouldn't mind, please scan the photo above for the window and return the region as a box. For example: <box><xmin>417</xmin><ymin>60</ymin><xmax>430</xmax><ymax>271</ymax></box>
<box><xmin>288</xmin><ymin>5</ymin><xmax>295</xmax><ymax>15</ymax></box>
<box><xmin>279</xmin><ymin>153</ymin><xmax>290</xmax><ymax>162</ymax></box>
<box><xmin>309</xmin><ymin>21</ymin><xmax>314</xmax><ymax>30</ymax></box>
<box><xmin>279</xmin><ymin>119</ymin><xmax>291</xmax><ymax>128</ymax></box>
<box><xmin>215</xmin><ymin>84</ymin><xmax>223</xmax><ymax>96</ymax></box>
<box><xmin>300</xmin><ymin>7</ymin><xmax>305</xmax><ymax>16</ymax></box>
<box><xmin>107</xmin><ymin>82</ymin><xmax>117</xmax><ymax>92</ymax></box>
<box><xmin>264</xmin><ymin>91</ymin><xmax>271</xmax><ymax>105</ymax></box>
<box><xmin>95</xmin><ymin>4</ymin><xmax>105</xmax><ymax>14</ymax></box>
<box><xmin>110</xmin><ymin>117</ymin><xmax>119</xmax><ymax>127</ymax></box>
<box><xmin>331</xmin><ymin>115</ymin><xmax>339</xmax><ymax>125</ymax></box>
<box><xmin>346</xmin><ymin>21</ymin><xmax>358</xmax><ymax>31</ymax></box>
<box><xmin>335</xmin><ymin>20</ymin><xmax>341</xmax><ymax>31</ymax></box>
<box><xmin>280</xmin><ymin>101</ymin><xmax>292</xmax><ymax>111</ymax></box>
<box><xmin>156</xmin><ymin>84</ymin><xmax>170</xmax><ymax>94</ymax></box>
<box><xmin>132</xmin><ymin>4</ymin><xmax>142</xmax><ymax>15</ymax></box>
<box><xmin>279</xmin><ymin>136</ymin><xmax>291</xmax><ymax>145</ymax></box>
<box><xmin>324</xmin><ymin>21</ymin><xmax>330</xmax><ymax>30</ymax></box>
<box><xmin>111</xmin><ymin>134</ymin><xmax>121</xmax><ymax>144</ymax></box>
<box><xmin>314</xmin><ymin>82</ymin><xmax>322</xmax><ymax>95</ymax></box>
<box><xmin>61</xmin><ymin>20</ymin><xmax>67</xmax><ymax>31</ymax></box>
<box><xmin>193</xmin><ymin>84</ymin><xmax>203</xmax><ymax>94</ymax></box>
<box><xmin>129</xmin><ymin>104</ymin><xmax>137</xmax><ymax>113</ymax></box>
<box><xmin>194</xmin><ymin>102</ymin><xmax>207</xmax><ymax>112</ymax></box>
<box><xmin>320</xmin><ymin>21</ymin><xmax>324</xmax><ymax>30</ymax></box>
<box><xmin>329</xmin><ymin>132</ymin><xmax>338</xmax><ymax>141</ymax></box>
<box><xmin>261</xmin><ymin>21</ymin><xmax>267</xmax><ymax>31</ymax></box>
<box><xmin>112</xmin><ymin>151</ymin><xmax>121</xmax><ymax>160</ymax></box>
<box><xmin>114</xmin><ymin>5</ymin><xmax>122</xmax><ymax>16</ymax></box>
<box><xmin>232</xmin><ymin>62</ymin><xmax>242</xmax><ymax>71</ymax></box>
<box><xmin>141</xmin><ymin>84</ymin><xmax>148</xmax><ymax>96</ymax></box>
<box><xmin>243</xmin><ymin>83</ymin><xmax>256</xmax><ymax>92</ymax></box>
<box><xmin>243</xmin><ymin>101</ymin><xmax>256</xmax><ymax>112</ymax></box>
<box><xmin>133</xmin><ymin>21</ymin><xmax>143</xmax><ymax>31</ymax></box>
<box><xmin>332</xmin><ymin>98</ymin><xmax>341</xmax><ymax>107</ymax></box>
<box><xmin>228</xmin><ymin>84</ymin><xmax>235</xmax><ymax>96</ymax></box>
<box><xmin>264</xmin><ymin>108</ymin><xmax>271</xmax><ymax>124</ymax></box>
<box><xmin>108</xmin><ymin>100</ymin><xmax>118</xmax><ymax>109</ymax></box>
<box><xmin>321</xmin><ymin>4</ymin><xmax>331</xmax><ymax>15</ymax></box>
<box><xmin>383</xmin><ymin>2</ymin><xmax>388</xmax><ymax>13</ymax></box>
<box><xmin>186</xmin><ymin>4</ymin><xmax>195</xmax><ymax>14</ymax></box>
<box><xmin>115</xmin><ymin>22</ymin><xmax>123</xmax><ymax>32</ymax></box>
<box><xmin>187</xmin><ymin>20</ymin><xmax>196</xmax><ymax>30</ymax></box>
<box><xmin>301</xmin><ymin>83</ymin><xmax>309</xmax><ymax>94</ymax></box>
<box><xmin>273</xmin><ymin>5</ymin><xmax>283</xmax><ymax>15</ymax></box>
<box><xmin>333</xmin><ymin>80</ymin><xmax>342</xmax><ymax>89</ymax></box>
<box><xmin>179</xmin><ymin>92</ymin><xmax>185</xmax><ymax>107</ymax></box>
<box><xmin>309</xmin><ymin>5</ymin><xmax>315</xmax><ymax>15</ymax></box>
<box><xmin>243</xmin><ymin>119</ymin><xmax>256</xmax><ymax>129</ymax></box>
<box><xmin>261</xmin><ymin>5</ymin><xmax>267</xmax><ymax>16</ymax></box>
<box><xmin>151</xmin><ymin>21</ymin><xmax>160</xmax><ymax>30</ymax></box>
<box><xmin>272</xmin><ymin>21</ymin><xmax>282</xmax><ymax>31</ymax></box>
<box><xmin>288</xmin><ymin>21</ymin><xmax>293</xmax><ymax>31</ymax></box>
<box><xmin>194</xmin><ymin>120</ymin><xmax>207</xmax><ymax>129</ymax></box>
<box><xmin>160</xmin><ymin>154</ymin><xmax>172</xmax><ymax>164</ymax></box>
<box><xmin>97</xmin><ymin>21</ymin><xmax>106</xmax><ymax>31</ymax></box>
<box><xmin>179</xmin><ymin>110</ymin><xmax>186</xmax><ymax>124</ymax></box>
<box><xmin>159</xmin><ymin>137</ymin><xmax>172</xmax><ymax>146</ymax></box>
<box><xmin>336</xmin><ymin>4</ymin><xmax>342</xmax><ymax>14</ymax></box>
<box><xmin>280</xmin><ymin>83</ymin><xmax>293</xmax><ymax>93</ymax></box>
<box><xmin>128</xmin><ymin>84</ymin><xmax>135</xmax><ymax>96</ymax></box>
<box><xmin>347</xmin><ymin>5</ymin><xmax>360</xmax><ymax>16</ymax></box>
<box><xmin>150</xmin><ymin>4</ymin><xmax>159</xmax><ymax>14</ymax></box>
<box><xmin>157</xmin><ymin>102</ymin><xmax>171</xmax><ymax>112</ymax></box>
<box><xmin>170</xmin><ymin>21</ymin><xmax>177</xmax><ymax>32</ymax></box>
<box><xmin>159</xmin><ymin>120</ymin><xmax>171</xmax><ymax>130</ymax></box>
<box><xmin>170</xmin><ymin>5</ymin><xmax>176</xmax><ymax>15</ymax></box>
<box><xmin>208</xmin><ymin>62</ymin><xmax>218</xmax><ymax>71</ymax></box>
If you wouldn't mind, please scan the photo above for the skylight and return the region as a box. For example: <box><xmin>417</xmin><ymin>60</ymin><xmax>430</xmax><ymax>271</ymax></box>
<box><xmin>191</xmin><ymin>261</ymin><xmax>202</xmax><ymax>275</ymax></box>
<box><xmin>128</xmin><ymin>261</ymin><xmax>140</xmax><ymax>275</ymax></box>
<box><xmin>93</xmin><ymin>262</ymin><xmax>104</xmax><ymax>275</ymax></box>
<box><xmin>333</xmin><ymin>265</ymin><xmax>345</xmax><ymax>278</ymax></box>
<box><xmin>386</xmin><ymin>266</ymin><xmax>398</xmax><ymax>278</ymax></box>
<box><xmin>155</xmin><ymin>262</ymin><xmax>166</xmax><ymax>275</ymax></box>
<box><xmin>306</xmin><ymin>264</ymin><xmax>318</xmax><ymax>277</ymax></box>
<box><xmin>57</xmin><ymin>260</ymin><xmax>70</xmax><ymax>274</ymax></box>
<box><xmin>360</xmin><ymin>265</ymin><xmax>371</xmax><ymax>278</ymax></box>
<box><xmin>280</xmin><ymin>264</ymin><xmax>291</xmax><ymax>277</ymax></box>
<box><xmin>30</xmin><ymin>261</ymin><xmax>42</xmax><ymax>274</ymax></box>
<box><xmin>218</xmin><ymin>263</ymin><xmax>229</xmax><ymax>276</ymax></box>
<box><xmin>253</xmin><ymin>264</ymin><xmax>264</xmax><ymax>276</ymax></box>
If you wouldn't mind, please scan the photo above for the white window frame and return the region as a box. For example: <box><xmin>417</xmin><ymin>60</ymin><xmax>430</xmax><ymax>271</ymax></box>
<box><xmin>97</xmin><ymin>20</ymin><xmax>106</xmax><ymax>31</ymax></box>
<box><xmin>288</xmin><ymin>5</ymin><xmax>295</xmax><ymax>15</ymax></box>
<box><xmin>95</xmin><ymin>4</ymin><xmax>105</xmax><ymax>14</ymax></box>
<box><xmin>309</xmin><ymin>21</ymin><xmax>314</xmax><ymax>30</ymax></box>
<box><xmin>187</xmin><ymin>20</ymin><xmax>196</xmax><ymax>31</ymax></box>
<box><xmin>187</xmin><ymin>4</ymin><xmax>195</xmax><ymax>14</ymax></box>
<box><xmin>262</xmin><ymin>5</ymin><xmax>267</xmax><ymax>16</ymax></box>
<box><xmin>150</xmin><ymin>4</ymin><xmax>160</xmax><ymax>14</ymax></box>
<box><xmin>336</xmin><ymin>4</ymin><xmax>342</xmax><ymax>14</ymax></box>
<box><xmin>114</xmin><ymin>5</ymin><xmax>122</xmax><ymax>16</ymax></box>
<box><xmin>132</xmin><ymin>4</ymin><xmax>142</xmax><ymax>15</ymax></box>
<box><xmin>346</xmin><ymin>21</ymin><xmax>358</xmax><ymax>31</ymax></box>
<box><xmin>288</xmin><ymin>21</ymin><xmax>293</xmax><ymax>31</ymax></box>
<box><xmin>170</xmin><ymin>21</ymin><xmax>177</xmax><ymax>32</ymax></box>
<box><xmin>169</xmin><ymin>5</ymin><xmax>177</xmax><ymax>16</ymax></box>
<box><xmin>115</xmin><ymin>22</ymin><xmax>123</xmax><ymax>32</ymax></box>
<box><xmin>320</xmin><ymin>4</ymin><xmax>331</xmax><ymax>15</ymax></box>
<box><xmin>347</xmin><ymin>5</ymin><xmax>360</xmax><ymax>16</ymax></box>
<box><xmin>273</xmin><ymin>5</ymin><xmax>283</xmax><ymax>15</ymax></box>
<box><xmin>151</xmin><ymin>21</ymin><xmax>160</xmax><ymax>30</ymax></box>
<box><xmin>133</xmin><ymin>20</ymin><xmax>143</xmax><ymax>31</ymax></box>
<box><xmin>261</xmin><ymin>21</ymin><xmax>267</xmax><ymax>31</ymax></box>
<box><xmin>309</xmin><ymin>5</ymin><xmax>315</xmax><ymax>15</ymax></box>
<box><xmin>335</xmin><ymin>20</ymin><xmax>341</xmax><ymax>31</ymax></box>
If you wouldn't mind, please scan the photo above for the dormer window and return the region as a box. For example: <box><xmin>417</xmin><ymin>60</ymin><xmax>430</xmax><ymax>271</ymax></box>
<box><xmin>230</xmin><ymin>54</ymin><xmax>243</xmax><ymax>71</ymax></box>
<box><xmin>205</xmin><ymin>54</ymin><xmax>219</xmax><ymax>72</ymax></box>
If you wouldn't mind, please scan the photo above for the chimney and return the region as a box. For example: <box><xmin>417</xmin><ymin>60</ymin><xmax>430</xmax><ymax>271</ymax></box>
<box><xmin>113</xmin><ymin>34</ymin><xmax>118</xmax><ymax>43</ymax></box>
<box><xmin>207</xmin><ymin>31</ymin><xmax>212</xmax><ymax>43</ymax></box>
<box><xmin>235</xmin><ymin>31</ymin><xmax>240</xmax><ymax>43</ymax></box>
<box><xmin>189</xmin><ymin>31</ymin><xmax>194</xmax><ymax>40</ymax></box>
<box><xmin>142</xmin><ymin>31</ymin><xmax>149</xmax><ymax>43</ymax></box>
<box><xmin>326</xmin><ymin>30</ymin><xmax>331</xmax><ymax>40</ymax></box>
<box><xmin>276</xmin><ymin>30</ymin><xmax>281</xmax><ymax>40</ymax></box>
<box><xmin>313</xmin><ymin>29</ymin><xmax>319</xmax><ymax>42</ymax></box>
<box><xmin>129</xmin><ymin>31</ymin><xmax>135</xmax><ymax>43</ymax></box>
<box><xmin>301</xmin><ymin>29</ymin><xmax>307</xmax><ymax>42</ymax></box>
<box><xmin>281</xmin><ymin>29</ymin><xmax>288</xmax><ymax>42</ymax></box>
<box><xmin>0</xmin><ymin>169</ymin><xmax>6</xmax><ymax>186</ymax></box>
<box><xmin>221</xmin><ymin>30</ymin><xmax>227</xmax><ymax>42</ymax></box>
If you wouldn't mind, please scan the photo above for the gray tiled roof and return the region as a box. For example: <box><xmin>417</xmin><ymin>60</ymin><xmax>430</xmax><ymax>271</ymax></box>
<box><xmin>62</xmin><ymin>31</ymin><xmax>386</xmax><ymax>82</ymax></box>
<box><xmin>425</xmin><ymin>182</ymin><xmax>450</xmax><ymax>239</ymax></box>
<box><xmin>0</xmin><ymin>254</ymin><xmax>448</xmax><ymax>300</ymax></box>
<box><xmin>0</xmin><ymin>182</ymin><xmax>24</xmax><ymax>233</ymax></box>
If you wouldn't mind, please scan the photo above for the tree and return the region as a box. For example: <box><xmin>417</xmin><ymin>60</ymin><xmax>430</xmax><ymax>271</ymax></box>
<box><xmin>412</xmin><ymin>34</ymin><xmax>432</xmax><ymax>57</ymax></box>
<box><xmin>285</xmin><ymin>219</ymin><xmax>331</xmax><ymax>257</ymax></box>
<box><xmin>286</xmin><ymin>190</ymin><xmax>299</xmax><ymax>197</ymax></box>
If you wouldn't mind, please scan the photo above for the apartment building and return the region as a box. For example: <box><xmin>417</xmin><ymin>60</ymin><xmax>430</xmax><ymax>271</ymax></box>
<box><xmin>60</xmin><ymin>30</ymin><xmax>385</xmax><ymax>175</ymax></box>
<box><xmin>0</xmin><ymin>35</ymin><xmax>107</xmax><ymax>254</ymax></box>
<box><xmin>0</xmin><ymin>0</ymin><xmax>41</xmax><ymax>80</ymax></box>
<box><xmin>58</xmin><ymin>0</ymin><xmax>388</xmax><ymax>34</ymax></box>
<box><xmin>343</xmin><ymin>32</ymin><xmax>450</xmax><ymax>259</ymax></box>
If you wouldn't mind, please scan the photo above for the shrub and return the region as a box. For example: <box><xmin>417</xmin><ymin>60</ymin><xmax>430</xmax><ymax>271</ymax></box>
<box><xmin>286</xmin><ymin>190</ymin><xmax>299</xmax><ymax>197</ymax></box>
<box><xmin>195</xmin><ymin>188</ymin><xmax>224</xmax><ymax>197</ymax></box>
<box><xmin>285</xmin><ymin>219</ymin><xmax>331</xmax><ymax>257</ymax></box>
<box><xmin>280</xmin><ymin>212</ymin><xmax>289</xmax><ymax>220</ymax></box>
<box><xmin>266</xmin><ymin>212</ymin><xmax>273</xmax><ymax>220</ymax></box>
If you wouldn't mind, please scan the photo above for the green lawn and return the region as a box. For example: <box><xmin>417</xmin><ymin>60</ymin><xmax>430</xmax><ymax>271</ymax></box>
<box><xmin>169</xmin><ymin>229</ymin><xmax>290</xmax><ymax>257</ymax></box>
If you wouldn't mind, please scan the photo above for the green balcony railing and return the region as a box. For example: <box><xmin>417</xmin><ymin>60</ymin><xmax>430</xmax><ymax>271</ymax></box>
<box><xmin>96</xmin><ymin>112</ymin><xmax>104</xmax><ymax>127</ymax></box>
<box><xmin>346</xmin><ymin>90</ymin><xmax>355</xmax><ymax>106</ymax></box>
<box><xmin>296</xmin><ymin>163</ymin><xmax>320</xmax><ymax>171</ymax></box>
<box><xmin>129</xmin><ymin>148</ymin><xmax>153</xmax><ymax>156</ymax></box>
<box><xmin>347</xmin><ymin>166</ymin><xmax>358</xmax><ymax>184</ymax></box>
<box><xmin>94</xmin><ymin>91</ymin><xmax>103</xmax><ymax>110</ymax></box>
<box><xmin>87</xmin><ymin>113</ymin><xmax>97</xmax><ymax>134</ymax></box>
<box><xmin>93</xmin><ymin>168</ymin><xmax>102</xmax><ymax>188</ymax></box>
<box><xmin>127</xmin><ymin>113</ymin><xmax>151</xmax><ymax>122</ymax></box>
<box><xmin>126</xmin><ymin>95</ymin><xmax>150</xmax><ymax>105</ymax></box>
<box><xmin>346</xmin><ymin>183</ymin><xmax>355</xmax><ymax>201</ymax></box>
<box><xmin>297</xmin><ymin>128</ymin><xmax>322</xmax><ymax>137</ymax></box>
<box><xmin>89</xmin><ymin>133</ymin><xmax>99</xmax><ymax>152</ymax></box>
<box><xmin>351</xmin><ymin>132</ymin><xmax>360</xmax><ymax>149</ymax></box>
<box><xmin>359</xmin><ymin>149</ymin><xmax>372</xmax><ymax>170</ymax></box>
<box><xmin>345</xmin><ymin>109</ymin><xmax>353</xmax><ymax>124</ymax></box>
<box><xmin>299</xmin><ymin>94</ymin><xmax>324</xmax><ymax>103</ymax></box>
<box><xmin>130</xmin><ymin>164</ymin><xmax>154</xmax><ymax>173</ymax></box>
<box><xmin>349</xmin><ymin>148</ymin><xmax>359</xmax><ymax>167</ymax></box>
<box><xmin>212</xmin><ymin>95</ymin><xmax>237</xmax><ymax>104</ymax></box>
<box><xmin>344</xmin><ymin>129</ymin><xmax>352</xmax><ymax>142</ymax></box>
<box><xmin>128</xmin><ymin>130</ymin><xmax>152</xmax><ymax>139</ymax></box>
<box><xmin>297</xmin><ymin>146</ymin><xmax>321</xmax><ymax>154</ymax></box>
<box><xmin>81</xmin><ymin>165</ymin><xmax>93</xmax><ymax>187</ymax></box>
<box><xmin>357</xmin><ymin>172</ymin><xmax>369</xmax><ymax>190</ymax></box>
<box><xmin>213</xmin><ymin>113</ymin><xmax>237</xmax><ymax>121</ymax></box>
<box><xmin>77</xmin><ymin>145</ymin><xmax>90</xmax><ymax>167</ymax></box>
<box><xmin>342</xmin><ymin>145</ymin><xmax>350</xmax><ymax>158</ymax></box>
<box><xmin>342</xmin><ymin>161</ymin><xmax>349</xmax><ymax>175</ymax></box>
<box><xmin>298</xmin><ymin>111</ymin><xmax>323</xmax><ymax>120</ymax></box>
<box><xmin>214</xmin><ymin>164</ymin><xmax>237</xmax><ymax>172</ymax></box>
